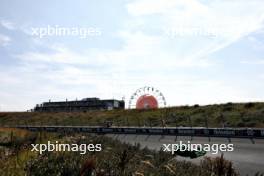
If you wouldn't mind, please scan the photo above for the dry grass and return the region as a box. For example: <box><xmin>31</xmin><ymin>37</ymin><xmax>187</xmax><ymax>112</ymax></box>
<box><xmin>1</xmin><ymin>102</ymin><xmax>264</xmax><ymax>128</ymax></box>
<box><xmin>0</xmin><ymin>130</ymin><xmax>242</xmax><ymax>176</ymax></box>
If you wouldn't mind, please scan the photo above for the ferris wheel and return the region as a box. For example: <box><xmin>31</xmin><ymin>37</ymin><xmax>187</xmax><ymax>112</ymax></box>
<box><xmin>128</xmin><ymin>86</ymin><xmax>167</xmax><ymax>109</ymax></box>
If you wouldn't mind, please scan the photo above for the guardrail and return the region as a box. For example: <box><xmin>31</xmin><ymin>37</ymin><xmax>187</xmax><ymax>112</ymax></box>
<box><xmin>11</xmin><ymin>126</ymin><xmax>264</xmax><ymax>139</ymax></box>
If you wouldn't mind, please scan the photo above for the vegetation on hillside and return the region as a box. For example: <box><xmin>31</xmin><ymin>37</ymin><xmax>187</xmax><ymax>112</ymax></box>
<box><xmin>0</xmin><ymin>102</ymin><xmax>264</xmax><ymax>127</ymax></box>
<box><xmin>0</xmin><ymin>128</ymin><xmax>241</xmax><ymax>176</ymax></box>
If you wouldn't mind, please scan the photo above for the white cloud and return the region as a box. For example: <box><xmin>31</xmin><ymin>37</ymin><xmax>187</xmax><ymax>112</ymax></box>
<box><xmin>247</xmin><ymin>36</ymin><xmax>264</xmax><ymax>50</ymax></box>
<box><xmin>15</xmin><ymin>45</ymin><xmax>114</xmax><ymax>66</ymax></box>
<box><xmin>240</xmin><ymin>59</ymin><xmax>264</xmax><ymax>65</ymax></box>
<box><xmin>0</xmin><ymin>34</ymin><xmax>11</xmax><ymax>46</ymax></box>
<box><xmin>0</xmin><ymin>20</ymin><xmax>15</xmax><ymax>30</ymax></box>
<box><xmin>125</xmin><ymin>0</ymin><xmax>264</xmax><ymax>63</ymax></box>
<box><xmin>15</xmin><ymin>1</ymin><xmax>264</xmax><ymax>71</ymax></box>
<box><xmin>127</xmin><ymin>0</ymin><xmax>208</xmax><ymax>16</ymax></box>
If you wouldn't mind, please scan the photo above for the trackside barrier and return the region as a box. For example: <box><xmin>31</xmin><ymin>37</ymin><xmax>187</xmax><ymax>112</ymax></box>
<box><xmin>11</xmin><ymin>126</ymin><xmax>264</xmax><ymax>139</ymax></box>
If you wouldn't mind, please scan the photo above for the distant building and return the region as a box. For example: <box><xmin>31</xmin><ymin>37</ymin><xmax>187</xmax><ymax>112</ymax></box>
<box><xmin>34</xmin><ymin>97</ymin><xmax>125</xmax><ymax>112</ymax></box>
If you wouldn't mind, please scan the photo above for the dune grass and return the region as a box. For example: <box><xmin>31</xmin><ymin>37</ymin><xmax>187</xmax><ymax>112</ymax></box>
<box><xmin>0</xmin><ymin>128</ymin><xmax>240</xmax><ymax>176</ymax></box>
<box><xmin>0</xmin><ymin>102</ymin><xmax>264</xmax><ymax>128</ymax></box>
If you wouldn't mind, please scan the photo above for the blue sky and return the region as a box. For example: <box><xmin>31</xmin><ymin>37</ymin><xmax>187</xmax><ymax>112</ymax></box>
<box><xmin>0</xmin><ymin>0</ymin><xmax>264</xmax><ymax>111</ymax></box>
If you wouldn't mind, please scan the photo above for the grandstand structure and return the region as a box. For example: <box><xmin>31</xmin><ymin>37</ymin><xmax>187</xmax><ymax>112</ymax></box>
<box><xmin>34</xmin><ymin>97</ymin><xmax>125</xmax><ymax>112</ymax></box>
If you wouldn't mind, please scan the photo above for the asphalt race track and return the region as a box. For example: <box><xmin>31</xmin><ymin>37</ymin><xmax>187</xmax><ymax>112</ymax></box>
<box><xmin>107</xmin><ymin>134</ymin><xmax>264</xmax><ymax>176</ymax></box>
